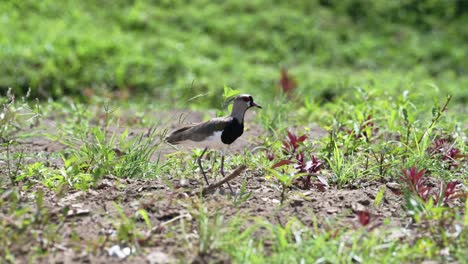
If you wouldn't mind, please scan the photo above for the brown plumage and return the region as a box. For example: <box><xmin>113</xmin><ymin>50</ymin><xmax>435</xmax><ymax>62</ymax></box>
<box><xmin>165</xmin><ymin>117</ymin><xmax>231</xmax><ymax>144</ymax></box>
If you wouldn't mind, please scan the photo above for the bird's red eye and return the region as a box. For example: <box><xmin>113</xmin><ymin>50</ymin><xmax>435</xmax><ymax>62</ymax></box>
<box><xmin>242</xmin><ymin>97</ymin><xmax>250</xmax><ymax>102</ymax></box>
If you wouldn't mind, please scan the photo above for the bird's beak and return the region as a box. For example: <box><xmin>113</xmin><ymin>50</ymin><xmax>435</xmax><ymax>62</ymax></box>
<box><xmin>250</xmin><ymin>101</ymin><xmax>262</xmax><ymax>109</ymax></box>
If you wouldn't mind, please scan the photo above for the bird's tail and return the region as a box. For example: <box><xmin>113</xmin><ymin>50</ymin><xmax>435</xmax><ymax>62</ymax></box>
<box><xmin>165</xmin><ymin>126</ymin><xmax>192</xmax><ymax>144</ymax></box>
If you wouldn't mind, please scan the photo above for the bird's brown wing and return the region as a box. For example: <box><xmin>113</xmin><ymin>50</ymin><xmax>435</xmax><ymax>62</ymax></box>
<box><xmin>165</xmin><ymin>117</ymin><xmax>231</xmax><ymax>144</ymax></box>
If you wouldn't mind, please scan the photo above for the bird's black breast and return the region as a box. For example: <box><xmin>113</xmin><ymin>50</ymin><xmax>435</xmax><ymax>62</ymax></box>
<box><xmin>221</xmin><ymin>118</ymin><xmax>244</xmax><ymax>145</ymax></box>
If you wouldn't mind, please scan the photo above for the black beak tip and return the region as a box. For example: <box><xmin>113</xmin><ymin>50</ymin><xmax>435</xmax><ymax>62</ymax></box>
<box><xmin>251</xmin><ymin>102</ymin><xmax>262</xmax><ymax>109</ymax></box>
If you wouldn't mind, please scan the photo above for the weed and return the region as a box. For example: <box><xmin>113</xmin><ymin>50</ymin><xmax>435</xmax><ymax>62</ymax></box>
<box><xmin>435</xmin><ymin>181</ymin><xmax>466</xmax><ymax>206</ymax></box>
<box><xmin>0</xmin><ymin>188</ymin><xmax>68</xmax><ymax>262</ymax></box>
<box><xmin>427</xmin><ymin>137</ymin><xmax>467</xmax><ymax>170</ymax></box>
<box><xmin>268</xmin><ymin>167</ymin><xmax>303</xmax><ymax>205</ymax></box>
<box><xmin>355</xmin><ymin>210</ymin><xmax>370</xmax><ymax>226</ymax></box>
<box><xmin>55</xmin><ymin>109</ymin><xmax>164</xmax><ymax>188</ymax></box>
<box><xmin>0</xmin><ymin>89</ymin><xmax>40</xmax><ymax>185</ymax></box>
<box><xmin>112</xmin><ymin>204</ymin><xmax>143</xmax><ymax>247</ymax></box>
<box><xmin>113</xmin><ymin>127</ymin><xmax>165</xmax><ymax>178</ymax></box>
<box><xmin>401</xmin><ymin>166</ymin><xmax>466</xmax><ymax>207</ymax></box>
<box><xmin>418</xmin><ymin>95</ymin><xmax>452</xmax><ymax>145</ymax></box>
<box><xmin>279</xmin><ymin>68</ymin><xmax>296</xmax><ymax>95</ymax></box>
<box><xmin>374</xmin><ymin>186</ymin><xmax>385</xmax><ymax>208</ymax></box>
<box><xmin>3</xmin><ymin>142</ymin><xmax>24</xmax><ymax>186</ymax></box>
<box><xmin>195</xmin><ymin>205</ymin><xmax>225</xmax><ymax>257</ymax></box>
<box><xmin>401</xmin><ymin>167</ymin><xmax>430</xmax><ymax>201</ymax></box>
<box><xmin>232</xmin><ymin>178</ymin><xmax>252</xmax><ymax>207</ymax></box>
<box><xmin>281</xmin><ymin>130</ymin><xmax>307</xmax><ymax>155</ymax></box>
<box><xmin>354</xmin><ymin>210</ymin><xmax>381</xmax><ymax>231</ymax></box>
<box><xmin>325</xmin><ymin>143</ymin><xmax>359</xmax><ymax>186</ymax></box>
<box><xmin>0</xmin><ymin>89</ymin><xmax>40</xmax><ymax>141</ymax></box>
<box><xmin>271</xmin><ymin>130</ymin><xmax>324</xmax><ymax>190</ymax></box>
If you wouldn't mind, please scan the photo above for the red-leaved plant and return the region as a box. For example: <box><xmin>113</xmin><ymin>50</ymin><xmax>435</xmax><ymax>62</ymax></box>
<box><xmin>272</xmin><ymin>130</ymin><xmax>325</xmax><ymax>190</ymax></box>
<box><xmin>282</xmin><ymin>130</ymin><xmax>307</xmax><ymax>155</ymax></box>
<box><xmin>353</xmin><ymin>210</ymin><xmax>381</xmax><ymax>230</ymax></box>
<box><xmin>436</xmin><ymin>181</ymin><xmax>466</xmax><ymax>206</ymax></box>
<box><xmin>427</xmin><ymin>137</ymin><xmax>467</xmax><ymax>169</ymax></box>
<box><xmin>356</xmin><ymin>210</ymin><xmax>370</xmax><ymax>226</ymax></box>
<box><xmin>400</xmin><ymin>167</ymin><xmax>431</xmax><ymax>201</ymax></box>
<box><xmin>293</xmin><ymin>152</ymin><xmax>323</xmax><ymax>189</ymax></box>
<box><xmin>279</xmin><ymin>69</ymin><xmax>296</xmax><ymax>94</ymax></box>
<box><xmin>401</xmin><ymin>166</ymin><xmax>466</xmax><ymax>205</ymax></box>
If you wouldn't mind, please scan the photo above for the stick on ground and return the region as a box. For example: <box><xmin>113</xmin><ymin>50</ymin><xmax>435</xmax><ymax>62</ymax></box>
<box><xmin>193</xmin><ymin>165</ymin><xmax>247</xmax><ymax>196</ymax></box>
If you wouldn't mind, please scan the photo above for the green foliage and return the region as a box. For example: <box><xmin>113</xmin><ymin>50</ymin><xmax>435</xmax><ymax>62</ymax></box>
<box><xmin>324</xmin><ymin>142</ymin><xmax>359</xmax><ymax>185</ymax></box>
<box><xmin>317</xmin><ymin>89</ymin><xmax>466</xmax><ymax>185</ymax></box>
<box><xmin>195</xmin><ymin>205</ymin><xmax>225</xmax><ymax>256</ymax></box>
<box><xmin>232</xmin><ymin>178</ymin><xmax>252</xmax><ymax>207</ymax></box>
<box><xmin>186</xmin><ymin>212</ymin><xmax>466</xmax><ymax>263</ymax></box>
<box><xmin>0</xmin><ymin>89</ymin><xmax>40</xmax><ymax>141</ymax></box>
<box><xmin>268</xmin><ymin>167</ymin><xmax>303</xmax><ymax>204</ymax></box>
<box><xmin>0</xmin><ymin>90</ymin><xmax>41</xmax><ymax>186</ymax></box>
<box><xmin>8</xmin><ymin>103</ymin><xmax>166</xmax><ymax>191</ymax></box>
<box><xmin>1</xmin><ymin>1</ymin><xmax>467</xmax><ymax>262</ymax></box>
<box><xmin>0</xmin><ymin>188</ymin><xmax>68</xmax><ymax>262</ymax></box>
<box><xmin>374</xmin><ymin>186</ymin><xmax>385</xmax><ymax>207</ymax></box>
<box><xmin>56</xmin><ymin>106</ymin><xmax>165</xmax><ymax>182</ymax></box>
<box><xmin>1</xmin><ymin>0</ymin><xmax>468</xmax><ymax>106</ymax></box>
<box><xmin>465</xmin><ymin>199</ymin><xmax>468</xmax><ymax>226</ymax></box>
<box><xmin>113</xmin><ymin>203</ymin><xmax>147</xmax><ymax>245</ymax></box>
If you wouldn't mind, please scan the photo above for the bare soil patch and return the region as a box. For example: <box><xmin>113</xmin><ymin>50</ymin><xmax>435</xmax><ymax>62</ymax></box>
<box><xmin>1</xmin><ymin>110</ymin><xmax>413</xmax><ymax>263</ymax></box>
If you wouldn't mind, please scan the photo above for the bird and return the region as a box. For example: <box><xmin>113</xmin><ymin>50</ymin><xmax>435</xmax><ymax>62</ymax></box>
<box><xmin>165</xmin><ymin>94</ymin><xmax>262</xmax><ymax>192</ymax></box>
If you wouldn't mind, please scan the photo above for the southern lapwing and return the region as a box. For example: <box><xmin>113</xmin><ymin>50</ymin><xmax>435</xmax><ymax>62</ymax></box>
<box><xmin>165</xmin><ymin>94</ymin><xmax>262</xmax><ymax>192</ymax></box>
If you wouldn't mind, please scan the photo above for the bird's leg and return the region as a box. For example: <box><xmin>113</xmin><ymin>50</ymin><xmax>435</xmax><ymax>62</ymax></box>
<box><xmin>197</xmin><ymin>147</ymin><xmax>209</xmax><ymax>185</ymax></box>
<box><xmin>220</xmin><ymin>151</ymin><xmax>234</xmax><ymax>194</ymax></box>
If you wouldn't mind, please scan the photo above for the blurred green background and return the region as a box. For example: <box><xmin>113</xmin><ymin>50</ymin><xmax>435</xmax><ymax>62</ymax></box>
<box><xmin>1</xmin><ymin>0</ymin><xmax>467</xmax><ymax>107</ymax></box>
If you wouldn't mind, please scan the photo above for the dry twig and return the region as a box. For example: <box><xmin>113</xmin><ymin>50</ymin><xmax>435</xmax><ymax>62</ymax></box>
<box><xmin>192</xmin><ymin>165</ymin><xmax>247</xmax><ymax>196</ymax></box>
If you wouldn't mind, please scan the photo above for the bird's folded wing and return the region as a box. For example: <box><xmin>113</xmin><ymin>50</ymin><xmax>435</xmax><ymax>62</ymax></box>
<box><xmin>165</xmin><ymin>117</ymin><xmax>231</xmax><ymax>144</ymax></box>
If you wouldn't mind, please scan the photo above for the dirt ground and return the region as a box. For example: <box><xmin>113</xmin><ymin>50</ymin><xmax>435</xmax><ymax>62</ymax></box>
<box><xmin>1</xmin><ymin>110</ymin><xmax>422</xmax><ymax>263</ymax></box>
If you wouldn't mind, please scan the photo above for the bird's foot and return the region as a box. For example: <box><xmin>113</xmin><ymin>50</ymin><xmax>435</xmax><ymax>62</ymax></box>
<box><xmin>220</xmin><ymin>169</ymin><xmax>235</xmax><ymax>195</ymax></box>
<box><xmin>197</xmin><ymin>159</ymin><xmax>210</xmax><ymax>185</ymax></box>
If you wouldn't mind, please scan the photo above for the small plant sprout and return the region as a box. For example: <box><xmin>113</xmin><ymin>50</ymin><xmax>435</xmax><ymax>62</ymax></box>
<box><xmin>268</xmin><ymin>167</ymin><xmax>303</xmax><ymax>205</ymax></box>
<box><xmin>374</xmin><ymin>186</ymin><xmax>386</xmax><ymax>208</ymax></box>
<box><xmin>233</xmin><ymin>178</ymin><xmax>252</xmax><ymax>207</ymax></box>
<box><xmin>418</xmin><ymin>95</ymin><xmax>452</xmax><ymax>145</ymax></box>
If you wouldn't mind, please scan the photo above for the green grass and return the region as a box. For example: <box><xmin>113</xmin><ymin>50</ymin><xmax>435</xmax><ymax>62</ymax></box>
<box><xmin>1</xmin><ymin>0</ymin><xmax>468</xmax><ymax>106</ymax></box>
<box><xmin>1</xmin><ymin>86</ymin><xmax>467</xmax><ymax>262</ymax></box>
<box><xmin>1</xmin><ymin>0</ymin><xmax>467</xmax><ymax>262</ymax></box>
